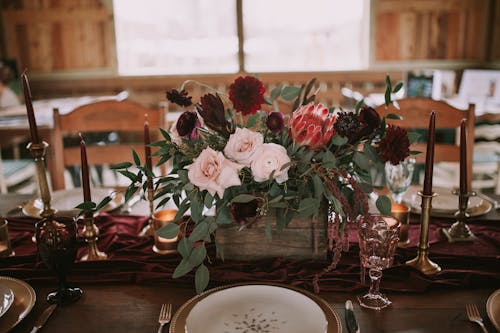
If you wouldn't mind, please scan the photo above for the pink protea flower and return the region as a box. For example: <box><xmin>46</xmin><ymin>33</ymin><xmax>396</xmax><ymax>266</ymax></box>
<box><xmin>289</xmin><ymin>103</ymin><xmax>336</xmax><ymax>151</ymax></box>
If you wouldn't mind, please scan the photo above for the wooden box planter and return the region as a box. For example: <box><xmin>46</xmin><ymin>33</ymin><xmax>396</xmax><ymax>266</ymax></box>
<box><xmin>216</xmin><ymin>210</ymin><xmax>328</xmax><ymax>261</ymax></box>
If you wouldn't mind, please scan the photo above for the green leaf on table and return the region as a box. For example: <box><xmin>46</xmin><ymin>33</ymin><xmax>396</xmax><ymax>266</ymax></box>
<box><xmin>376</xmin><ymin>195</ymin><xmax>392</xmax><ymax>215</ymax></box>
<box><xmin>216</xmin><ymin>206</ymin><xmax>232</xmax><ymax>225</ymax></box>
<box><xmin>189</xmin><ymin>221</ymin><xmax>209</xmax><ymax>242</ymax></box>
<box><xmin>195</xmin><ymin>264</ymin><xmax>210</xmax><ymax>294</ymax></box>
<box><xmin>172</xmin><ymin>259</ymin><xmax>194</xmax><ymax>278</ymax></box>
<box><xmin>156</xmin><ymin>223</ymin><xmax>180</xmax><ymax>239</ymax></box>
<box><xmin>110</xmin><ymin>162</ymin><xmax>133</xmax><ymax>170</ymax></box>
<box><xmin>177</xmin><ymin>238</ymin><xmax>192</xmax><ymax>258</ymax></box>
<box><xmin>188</xmin><ymin>244</ymin><xmax>207</xmax><ymax>267</ymax></box>
<box><xmin>231</xmin><ymin>194</ymin><xmax>258</xmax><ymax>203</ymax></box>
<box><xmin>281</xmin><ymin>86</ymin><xmax>302</xmax><ymax>101</ymax></box>
<box><xmin>132</xmin><ymin>148</ymin><xmax>141</xmax><ymax>166</ymax></box>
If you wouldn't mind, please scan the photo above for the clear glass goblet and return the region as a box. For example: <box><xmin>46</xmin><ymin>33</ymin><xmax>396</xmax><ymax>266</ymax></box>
<box><xmin>384</xmin><ymin>157</ymin><xmax>416</xmax><ymax>203</ymax></box>
<box><xmin>357</xmin><ymin>214</ymin><xmax>400</xmax><ymax>310</ymax></box>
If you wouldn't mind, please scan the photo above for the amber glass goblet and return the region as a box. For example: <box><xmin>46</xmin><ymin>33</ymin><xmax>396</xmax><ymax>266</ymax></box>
<box><xmin>35</xmin><ymin>217</ymin><xmax>83</xmax><ymax>304</ymax></box>
<box><xmin>357</xmin><ymin>214</ymin><xmax>400</xmax><ymax>310</ymax></box>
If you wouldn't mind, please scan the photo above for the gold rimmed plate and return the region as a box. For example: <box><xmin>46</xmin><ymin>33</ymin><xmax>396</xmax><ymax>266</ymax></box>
<box><xmin>22</xmin><ymin>188</ymin><xmax>124</xmax><ymax>218</ymax></box>
<box><xmin>403</xmin><ymin>186</ymin><xmax>492</xmax><ymax>218</ymax></box>
<box><xmin>0</xmin><ymin>276</ymin><xmax>36</xmax><ymax>333</ymax></box>
<box><xmin>486</xmin><ymin>288</ymin><xmax>500</xmax><ymax>332</ymax></box>
<box><xmin>169</xmin><ymin>282</ymin><xmax>341</xmax><ymax>333</ymax></box>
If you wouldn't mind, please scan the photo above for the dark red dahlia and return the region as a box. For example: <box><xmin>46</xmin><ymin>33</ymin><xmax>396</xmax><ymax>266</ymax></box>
<box><xmin>266</xmin><ymin>112</ymin><xmax>285</xmax><ymax>133</ymax></box>
<box><xmin>196</xmin><ymin>93</ymin><xmax>234</xmax><ymax>138</ymax></box>
<box><xmin>334</xmin><ymin>111</ymin><xmax>362</xmax><ymax>143</ymax></box>
<box><xmin>166</xmin><ymin>89</ymin><xmax>192</xmax><ymax>107</ymax></box>
<box><xmin>230</xmin><ymin>200</ymin><xmax>260</xmax><ymax>227</ymax></box>
<box><xmin>176</xmin><ymin>111</ymin><xmax>200</xmax><ymax>139</ymax></box>
<box><xmin>379</xmin><ymin>125</ymin><xmax>410</xmax><ymax>165</ymax></box>
<box><xmin>228</xmin><ymin>76</ymin><xmax>265</xmax><ymax>115</ymax></box>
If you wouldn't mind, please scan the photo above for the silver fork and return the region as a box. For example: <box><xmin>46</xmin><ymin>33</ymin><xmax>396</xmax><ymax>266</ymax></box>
<box><xmin>466</xmin><ymin>303</ymin><xmax>489</xmax><ymax>333</ymax></box>
<box><xmin>157</xmin><ymin>303</ymin><xmax>172</xmax><ymax>333</ymax></box>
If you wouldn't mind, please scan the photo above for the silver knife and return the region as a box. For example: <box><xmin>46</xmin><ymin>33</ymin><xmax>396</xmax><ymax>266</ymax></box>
<box><xmin>345</xmin><ymin>300</ymin><xmax>360</xmax><ymax>333</ymax></box>
<box><xmin>30</xmin><ymin>304</ymin><xmax>57</xmax><ymax>333</ymax></box>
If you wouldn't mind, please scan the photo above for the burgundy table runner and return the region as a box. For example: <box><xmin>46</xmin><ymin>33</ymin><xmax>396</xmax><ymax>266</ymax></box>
<box><xmin>1</xmin><ymin>214</ymin><xmax>499</xmax><ymax>293</ymax></box>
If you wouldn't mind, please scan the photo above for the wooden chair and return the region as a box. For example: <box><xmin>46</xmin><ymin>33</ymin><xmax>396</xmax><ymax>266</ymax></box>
<box><xmin>51</xmin><ymin>100</ymin><xmax>166</xmax><ymax>191</ymax></box>
<box><xmin>375</xmin><ymin>97</ymin><xmax>475</xmax><ymax>190</ymax></box>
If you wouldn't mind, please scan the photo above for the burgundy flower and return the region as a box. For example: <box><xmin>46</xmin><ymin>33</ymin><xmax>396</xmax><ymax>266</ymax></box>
<box><xmin>266</xmin><ymin>112</ymin><xmax>285</xmax><ymax>133</ymax></box>
<box><xmin>196</xmin><ymin>93</ymin><xmax>234</xmax><ymax>138</ymax></box>
<box><xmin>176</xmin><ymin>111</ymin><xmax>200</xmax><ymax>140</ymax></box>
<box><xmin>358</xmin><ymin>106</ymin><xmax>381</xmax><ymax>136</ymax></box>
<box><xmin>230</xmin><ymin>200</ymin><xmax>260</xmax><ymax>227</ymax></box>
<box><xmin>229</xmin><ymin>76</ymin><xmax>265</xmax><ymax>115</ymax></box>
<box><xmin>334</xmin><ymin>111</ymin><xmax>362</xmax><ymax>143</ymax></box>
<box><xmin>166</xmin><ymin>89</ymin><xmax>192</xmax><ymax>107</ymax></box>
<box><xmin>379</xmin><ymin>125</ymin><xmax>410</xmax><ymax>165</ymax></box>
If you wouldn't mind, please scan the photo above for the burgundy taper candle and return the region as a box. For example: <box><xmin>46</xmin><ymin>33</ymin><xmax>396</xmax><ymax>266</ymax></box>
<box><xmin>422</xmin><ymin>111</ymin><xmax>436</xmax><ymax>195</ymax></box>
<box><xmin>79</xmin><ymin>133</ymin><xmax>91</xmax><ymax>202</ymax></box>
<box><xmin>144</xmin><ymin>115</ymin><xmax>153</xmax><ymax>191</ymax></box>
<box><xmin>459</xmin><ymin>119</ymin><xmax>468</xmax><ymax>194</ymax></box>
<box><xmin>21</xmin><ymin>72</ymin><xmax>40</xmax><ymax>144</ymax></box>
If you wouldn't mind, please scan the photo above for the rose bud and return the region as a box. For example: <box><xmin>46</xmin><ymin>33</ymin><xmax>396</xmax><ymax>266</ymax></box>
<box><xmin>176</xmin><ymin>111</ymin><xmax>200</xmax><ymax>139</ymax></box>
<box><xmin>266</xmin><ymin>112</ymin><xmax>285</xmax><ymax>133</ymax></box>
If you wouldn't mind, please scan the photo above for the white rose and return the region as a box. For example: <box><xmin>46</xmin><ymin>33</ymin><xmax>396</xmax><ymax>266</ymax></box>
<box><xmin>224</xmin><ymin>127</ymin><xmax>264</xmax><ymax>167</ymax></box>
<box><xmin>187</xmin><ymin>147</ymin><xmax>243</xmax><ymax>198</ymax></box>
<box><xmin>251</xmin><ymin>143</ymin><xmax>291</xmax><ymax>183</ymax></box>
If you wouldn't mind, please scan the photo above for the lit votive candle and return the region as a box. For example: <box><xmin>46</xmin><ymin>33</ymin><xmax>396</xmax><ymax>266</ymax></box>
<box><xmin>390</xmin><ymin>202</ymin><xmax>411</xmax><ymax>247</ymax></box>
<box><xmin>152</xmin><ymin>209</ymin><xmax>179</xmax><ymax>254</ymax></box>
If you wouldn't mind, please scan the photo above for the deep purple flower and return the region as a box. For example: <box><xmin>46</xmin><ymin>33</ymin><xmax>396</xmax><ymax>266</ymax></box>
<box><xmin>176</xmin><ymin>111</ymin><xmax>200</xmax><ymax>140</ymax></box>
<box><xmin>379</xmin><ymin>125</ymin><xmax>410</xmax><ymax>165</ymax></box>
<box><xmin>166</xmin><ymin>89</ymin><xmax>192</xmax><ymax>107</ymax></box>
<box><xmin>334</xmin><ymin>111</ymin><xmax>362</xmax><ymax>143</ymax></box>
<box><xmin>229</xmin><ymin>76</ymin><xmax>265</xmax><ymax>115</ymax></box>
<box><xmin>266</xmin><ymin>112</ymin><xmax>285</xmax><ymax>133</ymax></box>
<box><xmin>357</xmin><ymin>106</ymin><xmax>381</xmax><ymax>138</ymax></box>
<box><xmin>230</xmin><ymin>200</ymin><xmax>260</xmax><ymax>227</ymax></box>
<box><xmin>196</xmin><ymin>93</ymin><xmax>234</xmax><ymax>138</ymax></box>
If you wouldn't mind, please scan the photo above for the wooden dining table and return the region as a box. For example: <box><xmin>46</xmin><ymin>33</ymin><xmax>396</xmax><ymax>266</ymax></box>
<box><xmin>1</xmin><ymin>192</ymin><xmax>499</xmax><ymax>333</ymax></box>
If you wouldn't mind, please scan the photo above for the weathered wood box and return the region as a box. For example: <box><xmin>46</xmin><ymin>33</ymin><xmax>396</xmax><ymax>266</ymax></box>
<box><xmin>216</xmin><ymin>210</ymin><xmax>328</xmax><ymax>261</ymax></box>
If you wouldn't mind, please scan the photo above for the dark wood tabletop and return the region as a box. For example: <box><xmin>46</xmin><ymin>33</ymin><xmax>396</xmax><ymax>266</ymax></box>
<box><xmin>6</xmin><ymin>283</ymin><xmax>498</xmax><ymax>333</ymax></box>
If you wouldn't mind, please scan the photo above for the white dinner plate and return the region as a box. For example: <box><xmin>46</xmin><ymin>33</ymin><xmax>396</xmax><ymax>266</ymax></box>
<box><xmin>185</xmin><ymin>285</ymin><xmax>328</xmax><ymax>333</ymax></box>
<box><xmin>486</xmin><ymin>288</ymin><xmax>500</xmax><ymax>332</ymax></box>
<box><xmin>0</xmin><ymin>277</ymin><xmax>36</xmax><ymax>333</ymax></box>
<box><xmin>0</xmin><ymin>285</ymin><xmax>14</xmax><ymax>319</ymax></box>
<box><xmin>403</xmin><ymin>185</ymin><xmax>492</xmax><ymax>217</ymax></box>
<box><xmin>22</xmin><ymin>188</ymin><xmax>124</xmax><ymax>218</ymax></box>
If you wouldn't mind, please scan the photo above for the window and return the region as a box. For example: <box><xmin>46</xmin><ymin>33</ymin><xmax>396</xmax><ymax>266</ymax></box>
<box><xmin>113</xmin><ymin>0</ymin><xmax>368</xmax><ymax>75</ymax></box>
<box><xmin>113</xmin><ymin>0</ymin><xmax>238</xmax><ymax>75</ymax></box>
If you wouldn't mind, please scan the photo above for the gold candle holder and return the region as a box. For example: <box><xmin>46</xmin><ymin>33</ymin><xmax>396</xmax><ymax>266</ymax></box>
<box><xmin>27</xmin><ymin>141</ymin><xmax>56</xmax><ymax>218</ymax></box>
<box><xmin>406</xmin><ymin>191</ymin><xmax>442</xmax><ymax>275</ymax></box>
<box><xmin>80</xmin><ymin>214</ymin><xmax>107</xmax><ymax>261</ymax></box>
<box><xmin>442</xmin><ymin>190</ymin><xmax>477</xmax><ymax>242</ymax></box>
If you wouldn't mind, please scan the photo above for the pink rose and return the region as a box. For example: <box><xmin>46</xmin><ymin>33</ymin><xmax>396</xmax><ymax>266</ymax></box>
<box><xmin>223</xmin><ymin>127</ymin><xmax>264</xmax><ymax>166</ymax></box>
<box><xmin>187</xmin><ymin>147</ymin><xmax>243</xmax><ymax>198</ymax></box>
<box><xmin>251</xmin><ymin>143</ymin><xmax>290</xmax><ymax>183</ymax></box>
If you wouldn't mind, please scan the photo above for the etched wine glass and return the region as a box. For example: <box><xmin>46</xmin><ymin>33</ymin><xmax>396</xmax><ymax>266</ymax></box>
<box><xmin>357</xmin><ymin>214</ymin><xmax>400</xmax><ymax>310</ymax></box>
<box><xmin>36</xmin><ymin>216</ymin><xmax>83</xmax><ymax>304</ymax></box>
<box><xmin>384</xmin><ymin>157</ymin><xmax>416</xmax><ymax>203</ymax></box>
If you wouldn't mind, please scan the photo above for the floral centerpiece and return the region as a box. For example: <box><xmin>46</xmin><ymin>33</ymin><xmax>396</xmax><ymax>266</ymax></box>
<box><xmin>113</xmin><ymin>75</ymin><xmax>413</xmax><ymax>293</ymax></box>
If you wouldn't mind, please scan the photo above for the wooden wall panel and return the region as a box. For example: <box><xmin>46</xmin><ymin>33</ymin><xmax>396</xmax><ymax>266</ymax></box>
<box><xmin>373</xmin><ymin>0</ymin><xmax>490</xmax><ymax>62</ymax></box>
<box><xmin>1</xmin><ymin>0</ymin><xmax>114</xmax><ymax>73</ymax></box>
<box><xmin>490</xmin><ymin>0</ymin><xmax>500</xmax><ymax>61</ymax></box>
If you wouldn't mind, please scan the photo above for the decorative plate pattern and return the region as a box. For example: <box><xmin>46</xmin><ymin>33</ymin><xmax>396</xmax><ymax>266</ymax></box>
<box><xmin>170</xmin><ymin>283</ymin><xmax>341</xmax><ymax>333</ymax></box>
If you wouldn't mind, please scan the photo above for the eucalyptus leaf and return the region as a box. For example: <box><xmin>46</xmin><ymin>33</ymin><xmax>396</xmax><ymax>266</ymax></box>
<box><xmin>216</xmin><ymin>206</ymin><xmax>233</xmax><ymax>225</ymax></box>
<box><xmin>215</xmin><ymin>238</ymin><xmax>225</xmax><ymax>261</ymax></box>
<box><xmin>110</xmin><ymin>162</ymin><xmax>133</xmax><ymax>170</ymax></box>
<box><xmin>281</xmin><ymin>86</ymin><xmax>302</xmax><ymax>101</ymax></box>
<box><xmin>231</xmin><ymin>194</ymin><xmax>258</xmax><ymax>203</ymax></box>
<box><xmin>270</xmin><ymin>85</ymin><xmax>283</xmax><ymax>100</ymax></box>
<box><xmin>331</xmin><ymin>135</ymin><xmax>348</xmax><ymax>146</ymax></box>
<box><xmin>195</xmin><ymin>264</ymin><xmax>210</xmax><ymax>294</ymax></box>
<box><xmin>264</xmin><ymin>220</ymin><xmax>272</xmax><ymax>240</ymax></box>
<box><xmin>95</xmin><ymin>196</ymin><xmax>112</xmax><ymax>211</ymax></box>
<box><xmin>189</xmin><ymin>221</ymin><xmax>209</xmax><ymax>242</ymax></box>
<box><xmin>385</xmin><ymin>113</ymin><xmax>402</xmax><ymax>120</ymax></box>
<box><xmin>75</xmin><ymin>202</ymin><xmax>96</xmax><ymax>210</ymax></box>
<box><xmin>159</xmin><ymin>128</ymin><xmax>171</xmax><ymax>141</ymax></box>
<box><xmin>156</xmin><ymin>223</ymin><xmax>180</xmax><ymax>239</ymax></box>
<box><xmin>376</xmin><ymin>195</ymin><xmax>392</xmax><ymax>215</ymax></box>
<box><xmin>172</xmin><ymin>259</ymin><xmax>194</xmax><ymax>278</ymax></box>
<box><xmin>190</xmin><ymin>193</ymin><xmax>203</xmax><ymax>222</ymax></box>
<box><xmin>177</xmin><ymin>237</ymin><xmax>192</xmax><ymax>258</ymax></box>
<box><xmin>188</xmin><ymin>244</ymin><xmax>207</xmax><ymax>267</ymax></box>
<box><xmin>392</xmin><ymin>81</ymin><xmax>403</xmax><ymax>93</ymax></box>
<box><xmin>132</xmin><ymin>148</ymin><xmax>141</xmax><ymax>166</ymax></box>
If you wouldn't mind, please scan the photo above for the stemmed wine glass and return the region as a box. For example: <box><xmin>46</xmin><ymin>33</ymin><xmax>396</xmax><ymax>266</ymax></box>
<box><xmin>35</xmin><ymin>216</ymin><xmax>83</xmax><ymax>304</ymax></box>
<box><xmin>357</xmin><ymin>214</ymin><xmax>400</xmax><ymax>310</ymax></box>
<box><xmin>384</xmin><ymin>157</ymin><xmax>416</xmax><ymax>203</ymax></box>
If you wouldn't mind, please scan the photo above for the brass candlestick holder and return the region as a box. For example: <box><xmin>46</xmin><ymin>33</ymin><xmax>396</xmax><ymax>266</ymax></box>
<box><xmin>442</xmin><ymin>190</ymin><xmax>477</xmax><ymax>242</ymax></box>
<box><xmin>28</xmin><ymin>141</ymin><xmax>56</xmax><ymax>218</ymax></box>
<box><xmin>138</xmin><ymin>186</ymin><xmax>155</xmax><ymax>237</ymax></box>
<box><xmin>406</xmin><ymin>191</ymin><xmax>442</xmax><ymax>275</ymax></box>
<box><xmin>80</xmin><ymin>213</ymin><xmax>107</xmax><ymax>261</ymax></box>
